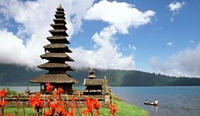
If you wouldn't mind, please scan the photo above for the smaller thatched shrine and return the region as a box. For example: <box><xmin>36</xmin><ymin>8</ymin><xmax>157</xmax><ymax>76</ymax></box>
<box><xmin>83</xmin><ymin>69</ymin><xmax>104</xmax><ymax>95</ymax></box>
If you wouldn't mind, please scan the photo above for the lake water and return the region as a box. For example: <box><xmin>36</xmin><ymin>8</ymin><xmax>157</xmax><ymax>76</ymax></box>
<box><xmin>112</xmin><ymin>86</ymin><xmax>200</xmax><ymax>116</ymax></box>
<box><xmin>1</xmin><ymin>86</ymin><xmax>200</xmax><ymax>116</ymax></box>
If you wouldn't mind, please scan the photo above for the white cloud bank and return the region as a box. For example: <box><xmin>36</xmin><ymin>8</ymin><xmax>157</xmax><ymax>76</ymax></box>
<box><xmin>150</xmin><ymin>44</ymin><xmax>200</xmax><ymax>77</ymax></box>
<box><xmin>0</xmin><ymin>0</ymin><xmax>94</xmax><ymax>68</ymax></box>
<box><xmin>0</xmin><ymin>0</ymin><xmax>155</xmax><ymax>70</ymax></box>
<box><xmin>169</xmin><ymin>1</ymin><xmax>185</xmax><ymax>12</ymax></box>
<box><xmin>71</xmin><ymin>0</ymin><xmax>155</xmax><ymax>70</ymax></box>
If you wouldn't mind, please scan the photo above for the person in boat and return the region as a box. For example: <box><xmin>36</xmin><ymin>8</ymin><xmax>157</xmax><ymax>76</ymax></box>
<box><xmin>150</xmin><ymin>101</ymin><xmax>154</xmax><ymax>105</ymax></box>
<box><xmin>154</xmin><ymin>99</ymin><xmax>158</xmax><ymax>105</ymax></box>
<box><xmin>144</xmin><ymin>99</ymin><xmax>148</xmax><ymax>104</ymax></box>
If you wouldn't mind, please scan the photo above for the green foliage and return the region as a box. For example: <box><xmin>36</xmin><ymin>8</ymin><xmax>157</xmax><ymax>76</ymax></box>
<box><xmin>114</xmin><ymin>100</ymin><xmax>148</xmax><ymax>116</ymax></box>
<box><xmin>0</xmin><ymin>64</ymin><xmax>200</xmax><ymax>86</ymax></box>
<box><xmin>6</xmin><ymin>89</ymin><xmax>19</xmax><ymax>95</ymax></box>
<box><xmin>4</xmin><ymin>99</ymin><xmax>148</xmax><ymax>116</ymax></box>
<box><xmin>4</xmin><ymin>107</ymin><xmax>37</xmax><ymax>116</ymax></box>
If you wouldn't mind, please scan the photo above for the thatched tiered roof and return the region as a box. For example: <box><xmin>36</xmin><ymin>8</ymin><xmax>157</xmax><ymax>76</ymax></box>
<box><xmin>88</xmin><ymin>68</ymin><xmax>96</xmax><ymax>79</ymax></box>
<box><xmin>83</xmin><ymin>69</ymin><xmax>103</xmax><ymax>86</ymax></box>
<box><xmin>84</xmin><ymin>79</ymin><xmax>104</xmax><ymax>86</ymax></box>
<box><xmin>31</xmin><ymin>74</ymin><xmax>78</xmax><ymax>83</ymax></box>
<box><xmin>30</xmin><ymin>5</ymin><xmax>78</xmax><ymax>84</ymax></box>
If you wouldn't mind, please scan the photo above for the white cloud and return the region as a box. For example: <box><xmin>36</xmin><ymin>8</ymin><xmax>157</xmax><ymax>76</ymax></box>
<box><xmin>167</xmin><ymin>42</ymin><xmax>174</xmax><ymax>46</ymax></box>
<box><xmin>85</xmin><ymin>0</ymin><xmax>155</xmax><ymax>34</ymax></box>
<box><xmin>169</xmin><ymin>1</ymin><xmax>185</xmax><ymax>12</ymax></box>
<box><xmin>150</xmin><ymin>44</ymin><xmax>200</xmax><ymax>77</ymax></box>
<box><xmin>190</xmin><ymin>40</ymin><xmax>194</xmax><ymax>44</ymax></box>
<box><xmin>71</xmin><ymin>0</ymin><xmax>155</xmax><ymax>70</ymax></box>
<box><xmin>0</xmin><ymin>0</ymin><xmax>155</xmax><ymax>70</ymax></box>
<box><xmin>128</xmin><ymin>44</ymin><xmax>136</xmax><ymax>50</ymax></box>
<box><xmin>0</xmin><ymin>0</ymin><xmax>94</xmax><ymax>68</ymax></box>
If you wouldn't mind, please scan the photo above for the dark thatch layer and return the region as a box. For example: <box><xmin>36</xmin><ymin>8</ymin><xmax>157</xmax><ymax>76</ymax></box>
<box><xmin>40</xmin><ymin>53</ymin><xmax>74</xmax><ymax>61</ymax></box>
<box><xmin>51</xmin><ymin>24</ymin><xmax>67</xmax><ymax>30</ymax></box>
<box><xmin>83</xmin><ymin>79</ymin><xmax>104</xmax><ymax>86</ymax></box>
<box><xmin>56</xmin><ymin>11</ymin><xmax>64</xmax><ymax>15</ymax></box>
<box><xmin>53</xmin><ymin>18</ymin><xmax>66</xmax><ymax>24</ymax></box>
<box><xmin>55</xmin><ymin>14</ymin><xmax>65</xmax><ymax>19</ymax></box>
<box><xmin>44</xmin><ymin>44</ymin><xmax>67</xmax><ymax>48</ymax></box>
<box><xmin>57</xmin><ymin>5</ymin><xmax>64</xmax><ymax>11</ymax></box>
<box><xmin>49</xmin><ymin>30</ymin><xmax>68</xmax><ymax>36</ymax></box>
<box><xmin>30</xmin><ymin>74</ymin><xmax>78</xmax><ymax>83</ymax></box>
<box><xmin>47</xmin><ymin>36</ymin><xmax>69</xmax><ymax>44</ymax></box>
<box><xmin>38</xmin><ymin>63</ymin><xmax>74</xmax><ymax>71</ymax></box>
<box><xmin>44</xmin><ymin>44</ymin><xmax>72</xmax><ymax>52</ymax></box>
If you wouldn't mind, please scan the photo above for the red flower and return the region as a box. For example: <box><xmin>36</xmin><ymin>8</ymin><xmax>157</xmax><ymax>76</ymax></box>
<box><xmin>85</xmin><ymin>97</ymin><xmax>94</xmax><ymax>113</ymax></box>
<box><xmin>92</xmin><ymin>98</ymin><xmax>101</xmax><ymax>110</ymax></box>
<box><xmin>44</xmin><ymin>109</ymin><xmax>53</xmax><ymax>116</ymax></box>
<box><xmin>57</xmin><ymin>87</ymin><xmax>63</xmax><ymax>95</ymax></box>
<box><xmin>46</xmin><ymin>82</ymin><xmax>54</xmax><ymax>93</ymax></box>
<box><xmin>109</xmin><ymin>103</ymin><xmax>117</xmax><ymax>116</ymax></box>
<box><xmin>81</xmin><ymin>108</ymin><xmax>88</xmax><ymax>115</ymax></box>
<box><xmin>71</xmin><ymin>96</ymin><xmax>75</xmax><ymax>102</ymax></box>
<box><xmin>53</xmin><ymin>91</ymin><xmax>58</xmax><ymax>99</ymax></box>
<box><xmin>28</xmin><ymin>93</ymin><xmax>44</xmax><ymax>109</ymax></box>
<box><xmin>0</xmin><ymin>99</ymin><xmax>6</xmax><ymax>107</ymax></box>
<box><xmin>29</xmin><ymin>96</ymin><xmax>35</xmax><ymax>107</ymax></box>
<box><xmin>0</xmin><ymin>88</ymin><xmax>7</xmax><ymax>98</ymax></box>
<box><xmin>7</xmin><ymin>113</ymin><xmax>12</xmax><ymax>116</ymax></box>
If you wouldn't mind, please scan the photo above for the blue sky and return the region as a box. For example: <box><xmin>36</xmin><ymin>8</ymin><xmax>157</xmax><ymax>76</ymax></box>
<box><xmin>71</xmin><ymin>0</ymin><xmax>200</xmax><ymax>72</ymax></box>
<box><xmin>0</xmin><ymin>0</ymin><xmax>200</xmax><ymax>77</ymax></box>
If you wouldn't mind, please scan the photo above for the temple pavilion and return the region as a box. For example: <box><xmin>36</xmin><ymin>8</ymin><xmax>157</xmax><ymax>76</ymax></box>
<box><xmin>83</xmin><ymin>69</ymin><xmax>104</xmax><ymax>95</ymax></box>
<box><xmin>30</xmin><ymin>5</ymin><xmax>78</xmax><ymax>94</ymax></box>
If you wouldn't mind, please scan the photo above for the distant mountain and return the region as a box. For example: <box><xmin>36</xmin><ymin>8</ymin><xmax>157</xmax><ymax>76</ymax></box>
<box><xmin>0</xmin><ymin>64</ymin><xmax>200</xmax><ymax>86</ymax></box>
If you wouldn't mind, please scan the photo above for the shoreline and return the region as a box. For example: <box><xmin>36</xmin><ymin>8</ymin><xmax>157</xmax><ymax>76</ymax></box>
<box><xmin>112</xmin><ymin>94</ymin><xmax>149</xmax><ymax>116</ymax></box>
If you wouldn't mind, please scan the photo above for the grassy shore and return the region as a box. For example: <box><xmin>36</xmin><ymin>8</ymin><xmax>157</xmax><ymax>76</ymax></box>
<box><xmin>4</xmin><ymin>99</ymin><xmax>148</xmax><ymax>116</ymax></box>
<box><xmin>3</xmin><ymin>90</ymin><xmax>148</xmax><ymax>116</ymax></box>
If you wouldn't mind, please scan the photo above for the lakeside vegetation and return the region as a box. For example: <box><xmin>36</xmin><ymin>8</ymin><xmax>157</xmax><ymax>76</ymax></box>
<box><xmin>2</xmin><ymin>88</ymin><xmax>148</xmax><ymax>116</ymax></box>
<box><xmin>0</xmin><ymin>64</ymin><xmax>200</xmax><ymax>86</ymax></box>
<box><xmin>4</xmin><ymin>96</ymin><xmax>148</xmax><ymax>116</ymax></box>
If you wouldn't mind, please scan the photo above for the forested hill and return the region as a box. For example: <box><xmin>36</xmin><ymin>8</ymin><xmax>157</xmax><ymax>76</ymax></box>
<box><xmin>0</xmin><ymin>64</ymin><xmax>200</xmax><ymax>86</ymax></box>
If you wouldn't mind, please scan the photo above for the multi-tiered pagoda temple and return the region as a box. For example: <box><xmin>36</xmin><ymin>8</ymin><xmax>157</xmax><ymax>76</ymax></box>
<box><xmin>31</xmin><ymin>5</ymin><xmax>78</xmax><ymax>94</ymax></box>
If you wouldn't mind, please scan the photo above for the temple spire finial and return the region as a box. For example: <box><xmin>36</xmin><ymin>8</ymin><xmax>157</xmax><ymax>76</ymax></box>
<box><xmin>59</xmin><ymin>4</ymin><xmax>63</xmax><ymax>8</ymax></box>
<box><xmin>88</xmin><ymin>68</ymin><xmax>96</xmax><ymax>79</ymax></box>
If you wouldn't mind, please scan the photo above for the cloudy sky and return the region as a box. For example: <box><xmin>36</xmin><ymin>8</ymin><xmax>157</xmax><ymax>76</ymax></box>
<box><xmin>0</xmin><ymin>0</ymin><xmax>200</xmax><ymax>77</ymax></box>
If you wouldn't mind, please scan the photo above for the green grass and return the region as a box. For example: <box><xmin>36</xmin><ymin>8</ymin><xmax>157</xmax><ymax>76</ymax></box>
<box><xmin>114</xmin><ymin>100</ymin><xmax>148</xmax><ymax>116</ymax></box>
<box><xmin>4</xmin><ymin>107</ymin><xmax>37</xmax><ymax>115</ymax></box>
<box><xmin>3</xmin><ymin>93</ymin><xmax>148</xmax><ymax>116</ymax></box>
<box><xmin>4</xmin><ymin>100</ymin><xmax>148</xmax><ymax>116</ymax></box>
<box><xmin>99</xmin><ymin>100</ymin><xmax>148</xmax><ymax>116</ymax></box>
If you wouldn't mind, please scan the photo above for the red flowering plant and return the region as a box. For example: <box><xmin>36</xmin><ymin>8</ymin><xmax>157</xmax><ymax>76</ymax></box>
<box><xmin>29</xmin><ymin>92</ymin><xmax>44</xmax><ymax>114</ymax></box>
<box><xmin>44</xmin><ymin>90</ymin><xmax>76</xmax><ymax>116</ymax></box>
<box><xmin>109</xmin><ymin>103</ymin><xmax>117</xmax><ymax>116</ymax></box>
<box><xmin>0</xmin><ymin>88</ymin><xmax>7</xmax><ymax>98</ymax></box>
<box><xmin>82</xmin><ymin>97</ymin><xmax>101</xmax><ymax>116</ymax></box>
<box><xmin>0</xmin><ymin>88</ymin><xmax>7</xmax><ymax>115</ymax></box>
<box><xmin>92</xmin><ymin>98</ymin><xmax>101</xmax><ymax>116</ymax></box>
<box><xmin>28</xmin><ymin>82</ymin><xmax>117</xmax><ymax>116</ymax></box>
<box><xmin>0</xmin><ymin>99</ymin><xmax>6</xmax><ymax>107</ymax></box>
<box><xmin>45</xmin><ymin>82</ymin><xmax>54</xmax><ymax>93</ymax></box>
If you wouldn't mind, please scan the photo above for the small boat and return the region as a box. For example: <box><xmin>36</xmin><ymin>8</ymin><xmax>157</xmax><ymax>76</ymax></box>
<box><xmin>144</xmin><ymin>102</ymin><xmax>158</xmax><ymax>106</ymax></box>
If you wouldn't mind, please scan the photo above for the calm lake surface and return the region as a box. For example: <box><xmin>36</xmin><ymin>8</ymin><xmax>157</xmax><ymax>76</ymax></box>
<box><xmin>1</xmin><ymin>86</ymin><xmax>200</xmax><ymax>116</ymax></box>
<box><xmin>112</xmin><ymin>86</ymin><xmax>200</xmax><ymax>116</ymax></box>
